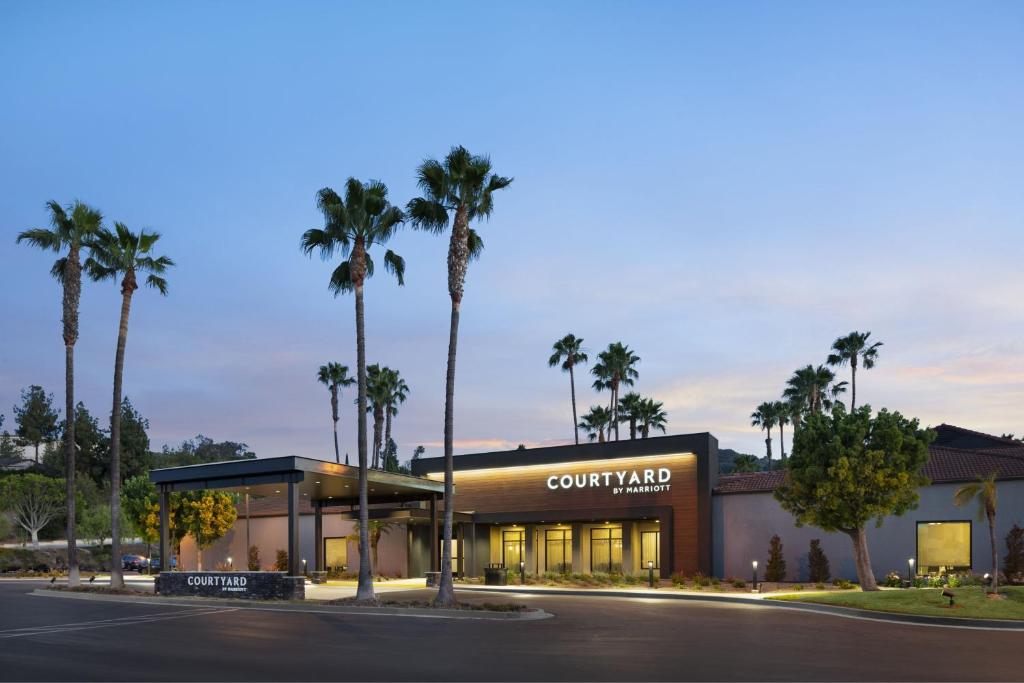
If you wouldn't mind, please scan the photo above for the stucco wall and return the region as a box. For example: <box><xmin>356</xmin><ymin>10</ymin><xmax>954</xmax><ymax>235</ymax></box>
<box><xmin>713</xmin><ymin>480</ymin><xmax>1024</xmax><ymax>581</ymax></box>
<box><xmin>179</xmin><ymin>513</ymin><xmax>410</xmax><ymax>577</ymax></box>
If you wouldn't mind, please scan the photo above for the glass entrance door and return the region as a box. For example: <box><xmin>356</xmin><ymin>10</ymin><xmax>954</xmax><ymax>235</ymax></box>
<box><xmin>502</xmin><ymin>530</ymin><xmax>524</xmax><ymax>569</ymax></box>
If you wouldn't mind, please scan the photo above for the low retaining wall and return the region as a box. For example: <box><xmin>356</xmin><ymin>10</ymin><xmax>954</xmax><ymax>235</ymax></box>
<box><xmin>155</xmin><ymin>571</ymin><xmax>304</xmax><ymax>600</ymax></box>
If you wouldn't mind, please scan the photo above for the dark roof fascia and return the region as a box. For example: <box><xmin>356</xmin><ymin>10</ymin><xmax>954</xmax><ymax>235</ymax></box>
<box><xmin>411</xmin><ymin>432</ymin><xmax>717</xmax><ymax>475</ymax></box>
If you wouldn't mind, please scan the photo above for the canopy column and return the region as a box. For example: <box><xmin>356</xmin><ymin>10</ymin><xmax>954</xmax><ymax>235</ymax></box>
<box><xmin>429</xmin><ymin>494</ymin><xmax>438</xmax><ymax>573</ymax></box>
<box><xmin>288</xmin><ymin>481</ymin><xmax>301</xmax><ymax>576</ymax></box>
<box><xmin>314</xmin><ymin>501</ymin><xmax>324</xmax><ymax>572</ymax></box>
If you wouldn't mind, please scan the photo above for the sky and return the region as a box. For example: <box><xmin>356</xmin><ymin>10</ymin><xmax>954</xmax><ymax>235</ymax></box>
<box><xmin>1</xmin><ymin>1</ymin><xmax>1022</xmax><ymax>463</ymax></box>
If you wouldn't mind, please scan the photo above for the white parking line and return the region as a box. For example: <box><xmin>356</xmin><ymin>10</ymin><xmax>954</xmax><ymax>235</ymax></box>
<box><xmin>0</xmin><ymin>608</ymin><xmax>237</xmax><ymax>639</ymax></box>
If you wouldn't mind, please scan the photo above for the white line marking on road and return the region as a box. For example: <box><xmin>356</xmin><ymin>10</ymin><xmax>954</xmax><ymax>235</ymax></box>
<box><xmin>0</xmin><ymin>608</ymin><xmax>237</xmax><ymax>639</ymax></box>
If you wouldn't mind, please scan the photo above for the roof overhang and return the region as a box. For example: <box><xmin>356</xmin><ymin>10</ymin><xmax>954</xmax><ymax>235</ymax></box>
<box><xmin>149</xmin><ymin>456</ymin><xmax>445</xmax><ymax>505</ymax></box>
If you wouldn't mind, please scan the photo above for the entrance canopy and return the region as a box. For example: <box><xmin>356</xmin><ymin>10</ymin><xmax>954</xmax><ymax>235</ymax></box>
<box><xmin>149</xmin><ymin>456</ymin><xmax>446</xmax><ymax>577</ymax></box>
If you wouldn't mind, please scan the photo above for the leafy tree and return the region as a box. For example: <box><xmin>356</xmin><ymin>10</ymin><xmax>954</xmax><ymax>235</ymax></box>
<box><xmin>731</xmin><ymin>454</ymin><xmax>761</xmax><ymax>473</ymax></box>
<box><xmin>636</xmin><ymin>398</ymin><xmax>668</xmax><ymax>438</ymax></box>
<box><xmin>317</xmin><ymin>362</ymin><xmax>354</xmax><ymax>464</ymax></box>
<box><xmin>548</xmin><ymin>334</ymin><xmax>589</xmax><ymax>444</ymax></box>
<box><xmin>86</xmin><ymin>222</ymin><xmax>172</xmax><ymax>588</ymax></box>
<box><xmin>765</xmin><ymin>534</ymin><xmax>786</xmax><ymax>582</ymax></box>
<box><xmin>954</xmin><ymin>472</ymin><xmax>1000</xmax><ymax>593</ymax></box>
<box><xmin>302</xmin><ymin>177</ymin><xmax>405</xmax><ymax>602</ymax></box>
<box><xmin>248</xmin><ymin>545</ymin><xmax>261</xmax><ymax>571</ymax></box>
<box><xmin>116</xmin><ymin>398</ymin><xmax>152</xmax><ymax>482</ymax></box>
<box><xmin>122</xmin><ymin>475</ymin><xmax>159</xmax><ymax>546</ymax></box>
<box><xmin>751</xmin><ymin>402</ymin><xmax>778</xmax><ymax>470</ymax></box>
<box><xmin>0</xmin><ymin>473</ymin><xmax>65</xmax><ymax>547</ymax></box>
<box><xmin>79</xmin><ymin>502</ymin><xmax>129</xmax><ymax>547</ymax></box>
<box><xmin>827</xmin><ymin>331</ymin><xmax>882</xmax><ymax>410</ymax></box>
<box><xmin>275</xmin><ymin>549</ymin><xmax>289</xmax><ymax>571</ymax></box>
<box><xmin>1004</xmin><ymin>524</ymin><xmax>1024</xmax><ymax>584</ymax></box>
<box><xmin>579</xmin><ymin>405</ymin><xmax>613</xmax><ymax>442</ymax></box>
<box><xmin>774</xmin><ymin>406</ymin><xmax>933</xmax><ymax>591</ymax></box>
<box><xmin>591</xmin><ymin>343</ymin><xmax>640</xmax><ymax>441</ymax></box>
<box><xmin>13</xmin><ymin>385</ymin><xmax>59</xmax><ymax>463</ymax></box>
<box><xmin>407</xmin><ymin>145</ymin><xmax>512</xmax><ymax>607</ymax></box>
<box><xmin>808</xmin><ymin>539</ymin><xmax>831</xmax><ymax>583</ymax></box>
<box><xmin>412</xmin><ymin>445</ymin><xmax>425</xmax><ymax>461</ymax></box>
<box><xmin>54</xmin><ymin>403</ymin><xmax>108</xmax><ymax>486</ymax></box>
<box><xmin>154</xmin><ymin>435</ymin><xmax>255</xmax><ymax>467</ymax></box>
<box><xmin>178</xmin><ymin>491</ymin><xmax>238</xmax><ymax>571</ymax></box>
<box><xmin>18</xmin><ymin>199</ymin><xmax>104</xmax><ymax>585</ymax></box>
<box><xmin>0</xmin><ymin>433</ymin><xmax>23</xmax><ymax>467</ymax></box>
<box><xmin>617</xmin><ymin>392</ymin><xmax>644</xmax><ymax>440</ymax></box>
<box><xmin>382</xmin><ymin>438</ymin><xmax>404</xmax><ymax>473</ymax></box>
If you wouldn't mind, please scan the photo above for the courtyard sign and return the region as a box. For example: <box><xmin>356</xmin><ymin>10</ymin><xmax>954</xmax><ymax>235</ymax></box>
<box><xmin>546</xmin><ymin>467</ymin><xmax>672</xmax><ymax>495</ymax></box>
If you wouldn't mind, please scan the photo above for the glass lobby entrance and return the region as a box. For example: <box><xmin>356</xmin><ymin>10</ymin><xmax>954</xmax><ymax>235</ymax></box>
<box><xmin>487</xmin><ymin>520</ymin><xmax>661</xmax><ymax>575</ymax></box>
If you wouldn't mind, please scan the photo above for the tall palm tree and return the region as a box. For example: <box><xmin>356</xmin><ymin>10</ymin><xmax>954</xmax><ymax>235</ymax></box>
<box><xmin>86</xmin><ymin>223</ymin><xmax>173</xmax><ymax>590</ymax></box>
<box><xmin>407</xmin><ymin>145</ymin><xmax>512</xmax><ymax>607</ymax></box>
<box><xmin>954</xmin><ymin>472</ymin><xmax>1000</xmax><ymax>594</ymax></box>
<box><xmin>783</xmin><ymin>365</ymin><xmax>838</xmax><ymax>415</ymax></box>
<box><xmin>772</xmin><ymin>400</ymin><xmax>790</xmax><ymax>463</ymax></box>
<box><xmin>17</xmin><ymin>200</ymin><xmax>104</xmax><ymax>586</ymax></box>
<box><xmin>301</xmin><ymin>178</ymin><xmax>405</xmax><ymax>603</ymax></box>
<box><xmin>578</xmin><ymin>405</ymin><xmax>613</xmax><ymax>442</ymax></box>
<box><xmin>636</xmin><ymin>398</ymin><xmax>668</xmax><ymax>438</ymax></box>
<box><xmin>364</xmin><ymin>364</ymin><xmax>389</xmax><ymax>469</ymax></box>
<box><xmin>827</xmin><ymin>331</ymin><xmax>882</xmax><ymax>410</ymax></box>
<box><xmin>617</xmin><ymin>392</ymin><xmax>644</xmax><ymax>440</ymax></box>
<box><xmin>548</xmin><ymin>334</ymin><xmax>588</xmax><ymax>444</ymax></box>
<box><xmin>591</xmin><ymin>343</ymin><xmax>640</xmax><ymax>441</ymax></box>
<box><xmin>317</xmin><ymin>362</ymin><xmax>354</xmax><ymax>464</ymax></box>
<box><xmin>751</xmin><ymin>402</ymin><xmax>778</xmax><ymax>471</ymax></box>
<box><xmin>382</xmin><ymin>368</ymin><xmax>409</xmax><ymax>458</ymax></box>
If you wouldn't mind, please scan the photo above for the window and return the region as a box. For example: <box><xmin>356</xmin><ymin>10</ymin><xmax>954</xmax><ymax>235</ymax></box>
<box><xmin>590</xmin><ymin>527</ymin><xmax>622</xmax><ymax>573</ymax></box>
<box><xmin>324</xmin><ymin>537</ymin><xmax>347</xmax><ymax>571</ymax></box>
<box><xmin>438</xmin><ymin>539</ymin><xmax>461</xmax><ymax>571</ymax></box>
<box><xmin>640</xmin><ymin>530</ymin><xmax>660</xmax><ymax>570</ymax></box>
<box><xmin>502</xmin><ymin>530</ymin><xmax>524</xmax><ymax>569</ymax></box>
<box><xmin>917</xmin><ymin>521</ymin><xmax>971</xmax><ymax>574</ymax></box>
<box><xmin>545</xmin><ymin>529</ymin><xmax>572</xmax><ymax>573</ymax></box>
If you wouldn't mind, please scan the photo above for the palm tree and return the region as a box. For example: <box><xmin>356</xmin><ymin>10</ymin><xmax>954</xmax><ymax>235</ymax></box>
<box><xmin>636</xmin><ymin>398</ymin><xmax>668</xmax><ymax>438</ymax></box>
<box><xmin>827</xmin><ymin>331</ymin><xmax>882</xmax><ymax>410</ymax></box>
<box><xmin>17</xmin><ymin>200</ymin><xmax>104</xmax><ymax>586</ymax></box>
<box><xmin>301</xmin><ymin>178</ymin><xmax>405</xmax><ymax>603</ymax></box>
<box><xmin>954</xmin><ymin>472</ymin><xmax>1000</xmax><ymax>594</ymax></box>
<box><xmin>407</xmin><ymin>145</ymin><xmax>512</xmax><ymax>607</ymax></box>
<box><xmin>548</xmin><ymin>334</ymin><xmax>588</xmax><ymax>445</ymax></box>
<box><xmin>731</xmin><ymin>454</ymin><xmax>761</xmax><ymax>473</ymax></box>
<box><xmin>578</xmin><ymin>405</ymin><xmax>613</xmax><ymax>442</ymax></box>
<box><xmin>317</xmin><ymin>363</ymin><xmax>354</xmax><ymax>464</ymax></box>
<box><xmin>617</xmin><ymin>392</ymin><xmax>644</xmax><ymax>440</ymax></box>
<box><xmin>382</xmin><ymin>368</ymin><xmax>409</xmax><ymax>459</ymax></box>
<box><xmin>772</xmin><ymin>400</ymin><xmax>790</xmax><ymax>463</ymax></box>
<box><xmin>751</xmin><ymin>402</ymin><xmax>778</xmax><ymax>471</ymax></box>
<box><xmin>783</xmin><ymin>365</ymin><xmax>838</xmax><ymax>415</ymax></box>
<box><xmin>86</xmin><ymin>223</ymin><xmax>172</xmax><ymax>589</ymax></box>
<box><xmin>364</xmin><ymin>364</ymin><xmax>393</xmax><ymax>469</ymax></box>
<box><xmin>591</xmin><ymin>343</ymin><xmax>640</xmax><ymax>441</ymax></box>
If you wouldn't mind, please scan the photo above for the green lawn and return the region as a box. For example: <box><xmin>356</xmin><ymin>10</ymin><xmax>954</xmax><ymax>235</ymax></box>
<box><xmin>767</xmin><ymin>586</ymin><xmax>1024</xmax><ymax>621</ymax></box>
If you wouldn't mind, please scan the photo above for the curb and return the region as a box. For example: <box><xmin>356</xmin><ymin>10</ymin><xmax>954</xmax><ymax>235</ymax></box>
<box><xmin>457</xmin><ymin>587</ymin><xmax>1024</xmax><ymax>631</ymax></box>
<box><xmin>30</xmin><ymin>589</ymin><xmax>552</xmax><ymax>621</ymax></box>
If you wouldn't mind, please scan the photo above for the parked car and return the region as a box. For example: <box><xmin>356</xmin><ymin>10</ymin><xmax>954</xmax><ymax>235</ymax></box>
<box><xmin>149</xmin><ymin>555</ymin><xmax>177</xmax><ymax>571</ymax></box>
<box><xmin>121</xmin><ymin>555</ymin><xmax>149</xmax><ymax>571</ymax></box>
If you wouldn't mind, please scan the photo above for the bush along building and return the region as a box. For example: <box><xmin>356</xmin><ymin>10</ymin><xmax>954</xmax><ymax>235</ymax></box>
<box><xmin>155</xmin><ymin>425</ymin><xmax>1024</xmax><ymax>583</ymax></box>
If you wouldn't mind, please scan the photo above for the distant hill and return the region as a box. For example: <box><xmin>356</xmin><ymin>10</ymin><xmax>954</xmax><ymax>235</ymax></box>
<box><xmin>718</xmin><ymin>447</ymin><xmax>765</xmax><ymax>474</ymax></box>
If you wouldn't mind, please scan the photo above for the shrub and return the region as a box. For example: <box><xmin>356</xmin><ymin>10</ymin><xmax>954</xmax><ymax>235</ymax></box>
<box><xmin>765</xmin><ymin>535</ymin><xmax>786</xmax><ymax>582</ymax></box>
<box><xmin>731</xmin><ymin>578</ymin><xmax>747</xmax><ymax>588</ymax></box>
<box><xmin>814</xmin><ymin>582</ymin><xmax>826</xmax><ymax>589</ymax></box>
<box><xmin>808</xmin><ymin>539</ymin><xmax>830</xmax><ymax>583</ymax></box>
<box><xmin>670</xmin><ymin>571</ymin><xmax>686</xmax><ymax>586</ymax></box>
<box><xmin>691</xmin><ymin>571</ymin><xmax>710</xmax><ymax>587</ymax></box>
<box><xmin>710</xmin><ymin>576</ymin><xmax>720</xmax><ymax>587</ymax></box>
<box><xmin>883</xmin><ymin>571</ymin><xmax>902</xmax><ymax>588</ymax></box>
<box><xmin>833</xmin><ymin>578</ymin><xmax>855</xmax><ymax>590</ymax></box>
<box><xmin>248</xmin><ymin>545</ymin><xmax>260</xmax><ymax>571</ymax></box>
<box><xmin>1005</xmin><ymin>524</ymin><xmax>1024</xmax><ymax>584</ymax></box>
<box><xmin>275</xmin><ymin>549</ymin><xmax>288</xmax><ymax>572</ymax></box>
<box><xmin>793</xmin><ymin>584</ymin><xmax>804</xmax><ymax>591</ymax></box>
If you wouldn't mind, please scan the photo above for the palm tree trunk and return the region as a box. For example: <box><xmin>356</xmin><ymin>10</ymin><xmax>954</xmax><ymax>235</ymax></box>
<box><xmin>109</xmin><ymin>286</ymin><xmax>134</xmax><ymax>590</ymax></box>
<box><xmin>330</xmin><ymin>385</ymin><xmax>340</xmax><ymax>464</ymax></box>
<box><xmin>989</xmin><ymin>511</ymin><xmax>999</xmax><ymax>594</ymax></box>
<box><xmin>569</xmin><ymin>364</ymin><xmax>579</xmax><ymax>445</ymax></box>
<box><xmin>848</xmin><ymin>528</ymin><xmax>878</xmax><ymax>590</ymax></box>
<box><xmin>435</xmin><ymin>298</ymin><xmax>460</xmax><ymax>607</ymax></box>
<box><xmin>779</xmin><ymin>422</ymin><xmax>786</xmax><ymax>463</ymax></box>
<box><xmin>765</xmin><ymin>436</ymin><xmax>772</xmax><ymax>472</ymax></box>
<box><xmin>384</xmin><ymin>404</ymin><xmax>393</xmax><ymax>468</ymax></box>
<box><xmin>63</xmin><ymin>248</ymin><xmax>81</xmax><ymax>587</ymax></box>
<box><xmin>354</xmin><ymin>283</ymin><xmax>374</xmax><ymax>602</ymax></box>
<box><xmin>850</xmin><ymin>362</ymin><xmax>857</xmax><ymax>411</ymax></box>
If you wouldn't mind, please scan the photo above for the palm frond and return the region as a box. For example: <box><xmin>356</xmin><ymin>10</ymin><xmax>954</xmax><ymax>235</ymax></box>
<box><xmin>328</xmin><ymin>260</ymin><xmax>355</xmax><ymax>296</ymax></box>
<box><xmin>405</xmin><ymin>198</ymin><xmax>449</xmax><ymax>233</ymax></box>
<box><xmin>146</xmin><ymin>275</ymin><xmax>169</xmax><ymax>295</ymax></box>
<box><xmin>49</xmin><ymin>257</ymin><xmax>68</xmax><ymax>284</ymax></box>
<box><xmin>383</xmin><ymin>250</ymin><xmax>405</xmax><ymax>286</ymax></box>
<box><xmin>16</xmin><ymin>228</ymin><xmax>63</xmax><ymax>251</ymax></box>
<box><xmin>467</xmin><ymin>228</ymin><xmax>484</xmax><ymax>261</ymax></box>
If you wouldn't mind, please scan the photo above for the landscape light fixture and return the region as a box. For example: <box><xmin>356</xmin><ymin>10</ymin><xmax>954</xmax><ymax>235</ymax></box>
<box><xmin>648</xmin><ymin>560</ymin><xmax>655</xmax><ymax>588</ymax></box>
<box><xmin>226</xmin><ymin>556</ymin><xmax>232</xmax><ymax>569</ymax></box>
<box><xmin>520</xmin><ymin>559</ymin><xmax>525</xmax><ymax>585</ymax></box>
<box><xmin>908</xmin><ymin>557</ymin><xmax>915</xmax><ymax>581</ymax></box>
<box><xmin>752</xmin><ymin>560</ymin><xmax>758</xmax><ymax>591</ymax></box>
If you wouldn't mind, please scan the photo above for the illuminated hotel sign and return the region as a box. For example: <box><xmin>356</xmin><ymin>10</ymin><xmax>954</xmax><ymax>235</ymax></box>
<box><xmin>546</xmin><ymin>467</ymin><xmax>672</xmax><ymax>495</ymax></box>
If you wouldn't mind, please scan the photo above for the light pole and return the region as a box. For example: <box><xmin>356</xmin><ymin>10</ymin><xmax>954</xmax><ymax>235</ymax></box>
<box><xmin>520</xmin><ymin>559</ymin><xmax>525</xmax><ymax>585</ymax></box>
<box><xmin>302</xmin><ymin>558</ymin><xmax>308</xmax><ymax>577</ymax></box>
<box><xmin>752</xmin><ymin>560</ymin><xmax>758</xmax><ymax>592</ymax></box>
<box><xmin>908</xmin><ymin>557</ymin><xmax>915</xmax><ymax>584</ymax></box>
<box><xmin>648</xmin><ymin>560</ymin><xmax>655</xmax><ymax>588</ymax></box>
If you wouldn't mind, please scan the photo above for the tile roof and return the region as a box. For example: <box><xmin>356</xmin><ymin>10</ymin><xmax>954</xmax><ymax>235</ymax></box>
<box><xmin>715</xmin><ymin>424</ymin><xmax>1024</xmax><ymax>495</ymax></box>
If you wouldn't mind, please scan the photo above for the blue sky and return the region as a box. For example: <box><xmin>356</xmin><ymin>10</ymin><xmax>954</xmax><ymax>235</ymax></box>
<box><xmin>2</xmin><ymin>1</ymin><xmax>1022</xmax><ymax>461</ymax></box>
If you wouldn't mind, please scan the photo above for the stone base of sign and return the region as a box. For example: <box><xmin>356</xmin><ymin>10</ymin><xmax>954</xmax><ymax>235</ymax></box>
<box><xmin>155</xmin><ymin>571</ymin><xmax>304</xmax><ymax>600</ymax></box>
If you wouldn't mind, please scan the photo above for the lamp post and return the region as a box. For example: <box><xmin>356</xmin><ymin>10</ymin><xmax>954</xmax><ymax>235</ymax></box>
<box><xmin>648</xmin><ymin>560</ymin><xmax>655</xmax><ymax>588</ymax></box>
<box><xmin>520</xmin><ymin>559</ymin><xmax>525</xmax><ymax>585</ymax></box>
<box><xmin>908</xmin><ymin>557</ymin><xmax>915</xmax><ymax>583</ymax></box>
<box><xmin>752</xmin><ymin>560</ymin><xmax>758</xmax><ymax>592</ymax></box>
<box><xmin>302</xmin><ymin>558</ymin><xmax>308</xmax><ymax>577</ymax></box>
<box><xmin>226</xmin><ymin>556</ymin><xmax>233</xmax><ymax>571</ymax></box>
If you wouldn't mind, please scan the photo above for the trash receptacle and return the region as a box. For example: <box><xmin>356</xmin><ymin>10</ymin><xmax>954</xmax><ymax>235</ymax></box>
<box><xmin>425</xmin><ymin>571</ymin><xmax>441</xmax><ymax>587</ymax></box>
<box><xmin>484</xmin><ymin>564</ymin><xmax>508</xmax><ymax>586</ymax></box>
